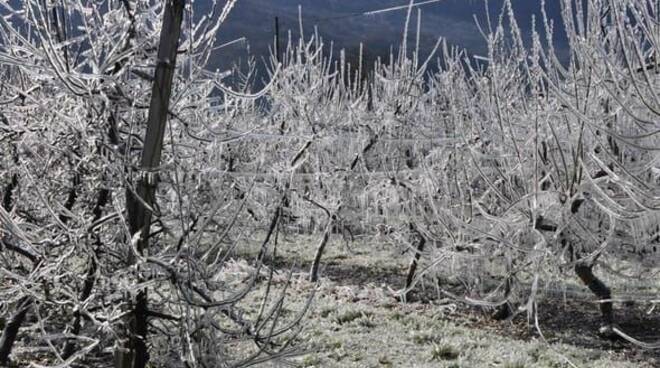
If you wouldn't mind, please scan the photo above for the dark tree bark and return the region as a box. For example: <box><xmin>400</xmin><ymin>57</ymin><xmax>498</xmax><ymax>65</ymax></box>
<box><xmin>575</xmin><ymin>264</ymin><xmax>614</xmax><ymax>326</ymax></box>
<box><xmin>58</xmin><ymin>172</ymin><xmax>80</xmax><ymax>224</ymax></box>
<box><xmin>0</xmin><ymin>297</ymin><xmax>31</xmax><ymax>365</ymax></box>
<box><xmin>124</xmin><ymin>1</ymin><xmax>185</xmax><ymax>367</ymax></box>
<box><xmin>2</xmin><ymin>139</ymin><xmax>19</xmax><ymax>212</ymax></box>
<box><xmin>403</xmin><ymin>229</ymin><xmax>425</xmax><ymax>302</ymax></box>
<box><xmin>1</xmin><ymin>174</ymin><xmax>18</xmax><ymax>212</ymax></box>
<box><xmin>61</xmin><ymin>257</ymin><xmax>97</xmax><ymax>359</ymax></box>
<box><xmin>309</xmin><ymin>222</ymin><xmax>332</xmax><ymax>283</ymax></box>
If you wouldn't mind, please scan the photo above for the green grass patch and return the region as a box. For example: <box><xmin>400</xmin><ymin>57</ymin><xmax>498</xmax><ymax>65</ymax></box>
<box><xmin>333</xmin><ymin>310</ymin><xmax>373</xmax><ymax>325</ymax></box>
<box><xmin>430</xmin><ymin>342</ymin><xmax>461</xmax><ymax>361</ymax></box>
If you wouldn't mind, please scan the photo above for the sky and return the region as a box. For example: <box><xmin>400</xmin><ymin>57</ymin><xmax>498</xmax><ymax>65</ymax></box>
<box><xmin>0</xmin><ymin>0</ymin><xmax>568</xmax><ymax>76</ymax></box>
<box><xmin>204</xmin><ymin>0</ymin><xmax>567</xmax><ymax>72</ymax></box>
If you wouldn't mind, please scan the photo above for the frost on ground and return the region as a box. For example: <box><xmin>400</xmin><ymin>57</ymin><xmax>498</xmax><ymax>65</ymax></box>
<box><xmin>229</xmin><ymin>235</ymin><xmax>660</xmax><ymax>368</ymax></box>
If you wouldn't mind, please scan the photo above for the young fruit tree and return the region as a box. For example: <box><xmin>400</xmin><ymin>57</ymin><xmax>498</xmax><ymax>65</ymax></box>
<box><xmin>0</xmin><ymin>0</ymin><xmax>309</xmax><ymax>366</ymax></box>
<box><xmin>399</xmin><ymin>0</ymin><xmax>660</xmax><ymax>343</ymax></box>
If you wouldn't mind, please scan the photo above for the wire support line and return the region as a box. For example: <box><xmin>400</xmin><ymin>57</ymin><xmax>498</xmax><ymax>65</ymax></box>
<box><xmin>306</xmin><ymin>0</ymin><xmax>449</xmax><ymax>23</ymax></box>
<box><xmin>196</xmin><ymin>167</ymin><xmax>438</xmax><ymax>179</ymax></box>
<box><xmin>212</xmin><ymin>130</ymin><xmax>460</xmax><ymax>144</ymax></box>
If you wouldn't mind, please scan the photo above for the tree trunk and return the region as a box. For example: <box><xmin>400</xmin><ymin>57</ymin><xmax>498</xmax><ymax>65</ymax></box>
<box><xmin>403</xmin><ymin>234</ymin><xmax>425</xmax><ymax>302</ymax></box>
<box><xmin>309</xmin><ymin>222</ymin><xmax>332</xmax><ymax>283</ymax></box>
<box><xmin>575</xmin><ymin>264</ymin><xmax>614</xmax><ymax>326</ymax></box>
<box><xmin>0</xmin><ymin>297</ymin><xmax>31</xmax><ymax>365</ymax></box>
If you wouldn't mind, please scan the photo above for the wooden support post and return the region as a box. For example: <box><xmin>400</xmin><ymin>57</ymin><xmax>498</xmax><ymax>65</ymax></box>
<box><xmin>275</xmin><ymin>16</ymin><xmax>281</xmax><ymax>64</ymax></box>
<box><xmin>125</xmin><ymin>1</ymin><xmax>185</xmax><ymax>367</ymax></box>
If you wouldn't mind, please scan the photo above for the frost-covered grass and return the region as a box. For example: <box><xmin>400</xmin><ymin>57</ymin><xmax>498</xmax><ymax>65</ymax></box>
<box><xmin>245</xmin><ymin>274</ymin><xmax>652</xmax><ymax>368</ymax></box>
<box><xmin>225</xmin><ymin>233</ymin><xmax>659</xmax><ymax>367</ymax></box>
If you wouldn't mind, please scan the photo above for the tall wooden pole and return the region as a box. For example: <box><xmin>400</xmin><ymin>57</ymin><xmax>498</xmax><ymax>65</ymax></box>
<box><xmin>125</xmin><ymin>0</ymin><xmax>185</xmax><ymax>367</ymax></box>
<box><xmin>275</xmin><ymin>16</ymin><xmax>281</xmax><ymax>64</ymax></box>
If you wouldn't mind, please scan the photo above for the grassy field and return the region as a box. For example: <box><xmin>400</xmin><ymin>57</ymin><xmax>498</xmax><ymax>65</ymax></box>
<box><xmin>224</xmin><ymin>232</ymin><xmax>660</xmax><ymax>368</ymax></box>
